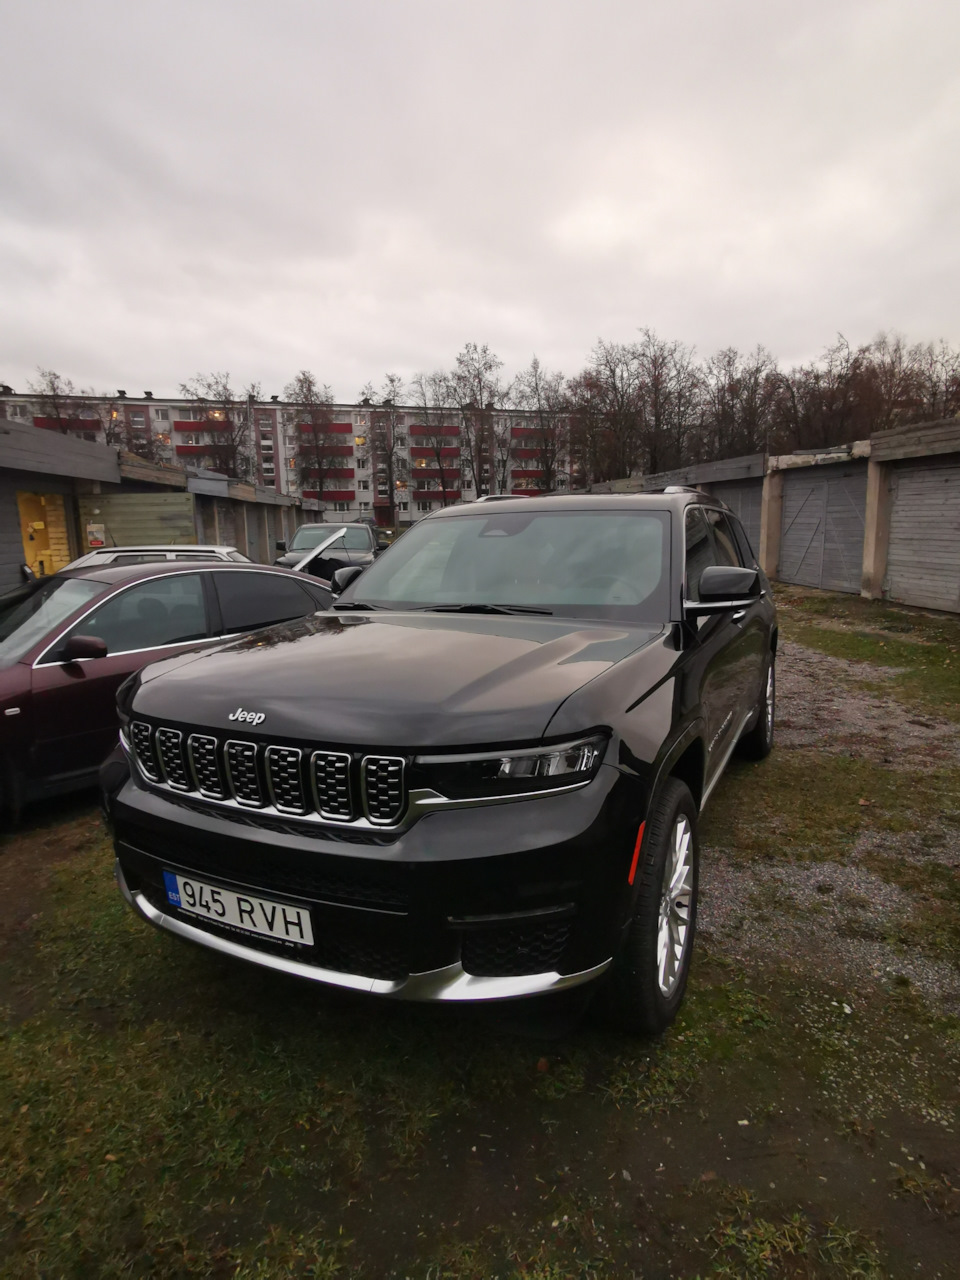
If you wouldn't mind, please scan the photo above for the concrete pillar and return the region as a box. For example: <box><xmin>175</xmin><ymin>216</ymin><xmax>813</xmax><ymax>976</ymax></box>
<box><xmin>758</xmin><ymin>469</ymin><xmax>784</xmax><ymax>580</ymax></box>
<box><xmin>861</xmin><ymin>457</ymin><xmax>892</xmax><ymax>599</ymax></box>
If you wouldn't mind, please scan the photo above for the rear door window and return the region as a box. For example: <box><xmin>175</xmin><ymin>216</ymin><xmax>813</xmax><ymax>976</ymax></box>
<box><xmin>213</xmin><ymin>571</ymin><xmax>318</xmax><ymax>634</ymax></box>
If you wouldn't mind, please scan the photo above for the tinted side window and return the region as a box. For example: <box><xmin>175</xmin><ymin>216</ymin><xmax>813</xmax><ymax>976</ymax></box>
<box><xmin>55</xmin><ymin>574</ymin><xmax>208</xmax><ymax>657</ymax></box>
<box><xmin>703</xmin><ymin>510</ymin><xmax>742</xmax><ymax>567</ymax></box>
<box><xmin>684</xmin><ymin>509</ymin><xmax>715</xmax><ymax>601</ymax></box>
<box><xmin>728</xmin><ymin>515</ymin><xmax>758</xmax><ymax>567</ymax></box>
<box><xmin>214</xmin><ymin>572</ymin><xmax>317</xmax><ymax>633</ymax></box>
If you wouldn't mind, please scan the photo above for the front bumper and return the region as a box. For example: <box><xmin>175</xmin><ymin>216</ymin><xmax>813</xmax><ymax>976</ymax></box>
<box><xmin>109</xmin><ymin>756</ymin><xmax>643</xmax><ymax>1002</ymax></box>
<box><xmin>116</xmin><ymin>858</ymin><xmax>611</xmax><ymax>1000</ymax></box>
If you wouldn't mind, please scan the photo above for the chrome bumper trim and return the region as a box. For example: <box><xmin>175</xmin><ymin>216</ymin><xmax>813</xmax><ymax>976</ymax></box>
<box><xmin>115</xmin><ymin>860</ymin><xmax>610</xmax><ymax>1002</ymax></box>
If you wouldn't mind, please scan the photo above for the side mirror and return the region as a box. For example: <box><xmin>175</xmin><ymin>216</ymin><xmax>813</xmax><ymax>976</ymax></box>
<box><xmin>62</xmin><ymin>634</ymin><xmax>109</xmax><ymax>661</ymax></box>
<box><xmin>275</xmin><ymin>540</ymin><xmax>287</xmax><ymax>552</ymax></box>
<box><xmin>332</xmin><ymin>565</ymin><xmax>365</xmax><ymax>595</ymax></box>
<box><xmin>685</xmin><ymin>566</ymin><xmax>760</xmax><ymax>616</ymax></box>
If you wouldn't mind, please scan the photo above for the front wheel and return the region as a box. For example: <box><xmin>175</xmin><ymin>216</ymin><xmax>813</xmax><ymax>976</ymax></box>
<box><xmin>598</xmin><ymin>778</ymin><xmax>699</xmax><ymax>1035</ymax></box>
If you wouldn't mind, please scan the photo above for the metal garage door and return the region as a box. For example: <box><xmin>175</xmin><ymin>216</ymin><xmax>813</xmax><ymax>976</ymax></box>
<box><xmin>778</xmin><ymin>461</ymin><xmax>867</xmax><ymax>593</ymax></box>
<box><xmin>884</xmin><ymin>458</ymin><xmax>960</xmax><ymax>612</ymax></box>
<box><xmin>710</xmin><ymin>479</ymin><xmax>763</xmax><ymax>559</ymax></box>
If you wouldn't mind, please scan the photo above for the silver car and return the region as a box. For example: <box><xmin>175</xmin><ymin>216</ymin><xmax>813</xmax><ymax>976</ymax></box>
<box><xmin>64</xmin><ymin>545</ymin><xmax>251</xmax><ymax>570</ymax></box>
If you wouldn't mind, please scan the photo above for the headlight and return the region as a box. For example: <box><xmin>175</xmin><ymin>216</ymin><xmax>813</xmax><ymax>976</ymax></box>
<box><xmin>415</xmin><ymin>734</ymin><xmax>607</xmax><ymax>799</ymax></box>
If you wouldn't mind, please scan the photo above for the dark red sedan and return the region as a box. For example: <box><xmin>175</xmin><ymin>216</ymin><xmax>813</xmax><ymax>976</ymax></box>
<box><xmin>0</xmin><ymin>561</ymin><xmax>331</xmax><ymax>817</ymax></box>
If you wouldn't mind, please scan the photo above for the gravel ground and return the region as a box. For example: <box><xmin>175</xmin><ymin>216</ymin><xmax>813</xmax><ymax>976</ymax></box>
<box><xmin>699</xmin><ymin>640</ymin><xmax>960</xmax><ymax>1011</ymax></box>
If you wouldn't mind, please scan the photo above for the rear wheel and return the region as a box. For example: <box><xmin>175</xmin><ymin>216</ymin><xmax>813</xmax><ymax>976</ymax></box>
<box><xmin>738</xmin><ymin>657</ymin><xmax>775</xmax><ymax>760</ymax></box>
<box><xmin>598</xmin><ymin>777</ymin><xmax>699</xmax><ymax>1035</ymax></box>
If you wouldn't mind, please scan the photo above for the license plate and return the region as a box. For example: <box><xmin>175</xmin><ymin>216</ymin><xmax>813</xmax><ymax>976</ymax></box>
<box><xmin>163</xmin><ymin>871</ymin><xmax>314</xmax><ymax>946</ymax></box>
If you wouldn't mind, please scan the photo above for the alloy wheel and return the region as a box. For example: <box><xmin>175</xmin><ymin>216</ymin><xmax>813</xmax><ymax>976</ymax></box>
<box><xmin>656</xmin><ymin>815</ymin><xmax>694</xmax><ymax>996</ymax></box>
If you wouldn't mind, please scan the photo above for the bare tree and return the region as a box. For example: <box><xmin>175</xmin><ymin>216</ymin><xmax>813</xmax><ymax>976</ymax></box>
<box><xmin>362</xmin><ymin>374</ymin><xmax>409</xmax><ymax>526</ymax></box>
<box><xmin>450</xmin><ymin>343</ymin><xmax>509</xmax><ymax>495</ymax></box>
<box><xmin>512</xmin><ymin>357</ymin><xmax>569</xmax><ymax>492</ymax></box>
<box><xmin>284</xmin><ymin>370</ymin><xmax>345</xmax><ymax>510</ymax></box>
<box><xmin>179</xmin><ymin>372</ymin><xmax>256</xmax><ymax>479</ymax></box>
<box><xmin>27</xmin><ymin>368</ymin><xmax>164</xmax><ymax>460</ymax></box>
<box><xmin>408</xmin><ymin>371</ymin><xmax>460</xmax><ymax>507</ymax></box>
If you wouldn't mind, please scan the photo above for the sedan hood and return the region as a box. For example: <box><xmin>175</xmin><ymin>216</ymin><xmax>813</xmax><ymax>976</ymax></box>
<box><xmin>134</xmin><ymin>611</ymin><xmax>663</xmax><ymax>747</ymax></box>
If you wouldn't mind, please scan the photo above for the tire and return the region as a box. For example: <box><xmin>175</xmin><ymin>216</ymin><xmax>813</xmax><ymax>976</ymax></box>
<box><xmin>597</xmin><ymin>777</ymin><xmax>699</xmax><ymax>1035</ymax></box>
<box><xmin>738</xmin><ymin>656</ymin><xmax>775</xmax><ymax>760</ymax></box>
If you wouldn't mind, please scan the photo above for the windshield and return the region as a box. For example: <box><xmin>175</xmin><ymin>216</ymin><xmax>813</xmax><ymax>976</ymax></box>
<box><xmin>289</xmin><ymin>525</ymin><xmax>370</xmax><ymax>552</ymax></box>
<box><xmin>340</xmin><ymin>510</ymin><xmax>672</xmax><ymax>621</ymax></box>
<box><xmin>0</xmin><ymin>577</ymin><xmax>106</xmax><ymax>666</ymax></box>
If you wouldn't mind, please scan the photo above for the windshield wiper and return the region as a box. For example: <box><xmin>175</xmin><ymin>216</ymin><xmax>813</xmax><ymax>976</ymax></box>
<box><xmin>423</xmin><ymin>603</ymin><xmax>554</xmax><ymax>616</ymax></box>
<box><xmin>332</xmin><ymin>600</ymin><xmax>388</xmax><ymax>611</ymax></box>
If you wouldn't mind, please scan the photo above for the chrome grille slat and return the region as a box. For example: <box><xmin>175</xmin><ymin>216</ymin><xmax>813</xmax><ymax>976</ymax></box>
<box><xmin>363</xmin><ymin>756</ymin><xmax>405</xmax><ymax>824</ymax></box>
<box><xmin>129</xmin><ymin>720</ymin><xmax>159</xmax><ymax>781</ymax></box>
<box><xmin>310</xmin><ymin>751</ymin><xmax>354</xmax><ymax>820</ymax></box>
<box><xmin>225</xmin><ymin>740</ymin><xmax>264</xmax><ymax>807</ymax></box>
<box><xmin>155</xmin><ymin>728</ymin><xmax>190</xmax><ymax>791</ymax></box>
<box><xmin>134</xmin><ymin>724</ymin><xmax>409</xmax><ymax>826</ymax></box>
<box><xmin>188</xmin><ymin>733</ymin><xmax>225</xmax><ymax>798</ymax></box>
<box><xmin>266</xmin><ymin>746</ymin><xmax>306</xmax><ymax>814</ymax></box>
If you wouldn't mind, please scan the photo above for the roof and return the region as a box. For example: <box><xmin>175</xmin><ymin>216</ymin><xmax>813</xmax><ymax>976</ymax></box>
<box><xmin>61</xmin><ymin>560</ymin><xmax>310</xmax><ymax>586</ymax></box>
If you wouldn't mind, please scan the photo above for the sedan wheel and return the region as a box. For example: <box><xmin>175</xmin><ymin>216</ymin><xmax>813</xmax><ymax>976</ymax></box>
<box><xmin>598</xmin><ymin>777</ymin><xmax>699</xmax><ymax>1035</ymax></box>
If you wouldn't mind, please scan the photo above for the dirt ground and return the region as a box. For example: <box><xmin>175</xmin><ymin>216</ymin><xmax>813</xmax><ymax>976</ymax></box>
<box><xmin>2</xmin><ymin>602</ymin><xmax>959</xmax><ymax>1278</ymax></box>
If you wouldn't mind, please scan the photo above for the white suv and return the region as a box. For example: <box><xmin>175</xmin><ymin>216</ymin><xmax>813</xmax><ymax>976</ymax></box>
<box><xmin>64</xmin><ymin>545</ymin><xmax>251</xmax><ymax>570</ymax></box>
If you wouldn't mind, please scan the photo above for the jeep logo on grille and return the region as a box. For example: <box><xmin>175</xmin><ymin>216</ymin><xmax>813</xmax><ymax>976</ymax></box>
<box><xmin>228</xmin><ymin>707</ymin><xmax>266</xmax><ymax>726</ymax></box>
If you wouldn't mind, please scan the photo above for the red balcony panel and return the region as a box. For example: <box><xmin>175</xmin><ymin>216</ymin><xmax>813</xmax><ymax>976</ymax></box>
<box><xmin>413</xmin><ymin>489</ymin><xmax>461</xmax><ymax>500</ymax></box>
<box><xmin>413</xmin><ymin>468</ymin><xmax>460</xmax><ymax>480</ymax></box>
<box><xmin>173</xmin><ymin>419</ymin><xmax>230</xmax><ymax>432</ymax></box>
<box><xmin>511</xmin><ymin>448</ymin><xmax>539</xmax><ymax>460</ymax></box>
<box><xmin>300</xmin><ymin>443</ymin><xmax>353</xmax><ymax>457</ymax></box>
<box><xmin>410</xmin><ymin>445</ymin><xmax>460</xmax><ymax>458</ymax></box>
<box><xmin>321</xmin><ymin>488</ymin><xmax>355</xmax><ymax>500</ymax></box>
<box><xmin>410</xmin><ymin>425</ymin><xmax>460</xmax><ymax>437</ymax></box>
<box><xmin>175</xmin><ymin>444</ymin><xmax>211</xmax><ymax>455</ymax></box>
<box><xmin>511</xmin><ymin>426</ymin><xmax>538</xmax><ymax>439</ymax></box>
<box><xmin>300</xmin><ymin>421</ymin><xmax>353</xmax><ymax>434</ymax></box>
<box><xmin>511</xmin><ymin>469</ymin><xmax>545</xmax><ymax>479</ymax></box>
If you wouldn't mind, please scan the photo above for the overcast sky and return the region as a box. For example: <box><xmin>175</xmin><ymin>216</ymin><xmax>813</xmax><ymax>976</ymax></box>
<box><xmin>2</xmin><ymin>0</ymin><xmax>958</xmax><ymax>401</ymax></box>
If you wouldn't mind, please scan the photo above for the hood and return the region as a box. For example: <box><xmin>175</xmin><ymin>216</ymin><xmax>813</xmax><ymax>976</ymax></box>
<box><xmin>133</xmin><ymin>611</ymin><xmax>664</xmax><ymax>748</ymax></box>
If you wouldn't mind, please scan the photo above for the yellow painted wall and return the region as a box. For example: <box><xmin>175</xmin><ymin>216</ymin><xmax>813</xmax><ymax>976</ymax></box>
<box><xmin>17</xmin><ymin>492</ymin><xmax>72</xmax><ymax>577</ymax></box>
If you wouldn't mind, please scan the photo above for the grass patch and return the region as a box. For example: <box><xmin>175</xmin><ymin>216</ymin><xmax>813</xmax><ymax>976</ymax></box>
<box><xmin>702</xmin><ymin>749</ymin><xmax>960</xmax><ymax>863</ymax></box>
<box><xmin>775</xmin><ymin>586</ymin><xmax>960</xmax><ymax>721</ymax></box>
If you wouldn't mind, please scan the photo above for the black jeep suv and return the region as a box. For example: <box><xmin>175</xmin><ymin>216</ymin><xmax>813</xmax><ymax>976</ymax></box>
<box><xmin>102</xmin><ymin>493</ymin><xmax>776</xmax><ymax>1033</ymax></box>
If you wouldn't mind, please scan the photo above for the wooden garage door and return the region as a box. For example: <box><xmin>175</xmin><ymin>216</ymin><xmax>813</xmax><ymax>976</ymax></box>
<box><xmin>884</xmin><ymin>458</ymin><xmax>960</xmax><ymax>613</ymax></box>
<box><xmin>778</xmin><ymin>462</ymin><xmax>867</xmax><ymax>593</ymax></box>
<box><xmin>710</xmin><ymin>479</ymin><xmax>763</xmax><ymax>558</ymax></box>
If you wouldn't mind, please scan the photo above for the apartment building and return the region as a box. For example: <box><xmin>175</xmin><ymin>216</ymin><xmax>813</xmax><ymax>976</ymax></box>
<box><xmin>0</xmin><ymin>386</ymin><xmax>570</xmax><ymax>525</ymax></box>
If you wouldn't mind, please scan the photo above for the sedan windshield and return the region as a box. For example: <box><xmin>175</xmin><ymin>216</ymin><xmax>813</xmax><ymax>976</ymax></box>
<box><xmin>0</xmin><ymin>577</ymin><xmax>106</xmax><ymax>666</ymax></box>
<box><xmin>289</xmin><ymin>525</ymin><xmax>370</xmax><ymax>551</ymax></box>
<box><xmin>339</xmin><ymin>509</ymin><xmax>672</xmax><ymax>621</ymax></box>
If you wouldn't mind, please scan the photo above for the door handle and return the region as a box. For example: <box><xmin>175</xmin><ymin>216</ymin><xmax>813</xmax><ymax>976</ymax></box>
<box><xmin>732</xmin><ymin>609</ymin><xmax>747</xmax><ymax>623</ymax></box>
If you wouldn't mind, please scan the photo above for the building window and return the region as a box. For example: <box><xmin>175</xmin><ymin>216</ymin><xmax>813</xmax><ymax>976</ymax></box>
<box><xmin>333</xmin><ymin>502</ymin><xmax>350</xmax><ymax>513</ymax></box>
<box><xmin>416</xmin><ymin>501</ymin><xmax>432</xmax><ymax>512</ymax></box>
<box><xmin>130</xmin><ymin>410</ymin><xmax>146</xmax><ymax>428</ymax></box>
<box><xmin>395</xmin><ymin>434</ymin><xmax>406</xmax><ymax>447</ymax></box>
<box><xmin>399</xmin><ymin>501</ymin><xmax>409</xmax><ymax>511</ymax></box>
<box><xmin>357</xmin><ymin>456</ymin><xmax>368</xmax><ymax>469</ymax></box>
<box><xmin>358</xmin><ymin>479</ymin><xmax>369</xmax><ymax>490</ymax></box>
<box><xmin>10</xmin><ymin>404</ymin><xmax>30</xmax><ymax>418</ymax></box>
<box><xmin>359</xmin><ymin>501</ymin><xmax>371</xmax><ymax>512</ymax></box>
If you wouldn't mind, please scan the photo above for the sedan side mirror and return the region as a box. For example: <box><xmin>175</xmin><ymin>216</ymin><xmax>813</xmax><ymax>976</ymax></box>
<box><xmin>62</xmin><ymin>634</ymin><xmax>109</xmax><ymax>661</ymax></box>
<box><xmin>332</xmin><ymin>565</ymin><xmax>365</xmax><ymax>595</ymax></box>
<box><xmin>275</xmin><ymin>540</ymin><xmax>287</xmax><ymax>552</ymax></box>
<box><xmin>685</xmin><ymin>565</ymin><xmax>761</xmax><ymax>616</ymax></box>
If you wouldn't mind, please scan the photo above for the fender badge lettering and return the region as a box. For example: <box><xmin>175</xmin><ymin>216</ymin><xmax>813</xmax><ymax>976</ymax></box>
<box><xmin>228</xmin><ymin>707</ymin><xmax>266</xmax><ymax>726</ymax></box>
